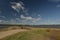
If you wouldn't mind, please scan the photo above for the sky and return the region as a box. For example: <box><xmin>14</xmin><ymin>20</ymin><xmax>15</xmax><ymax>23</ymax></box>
<box><xmin>0</xmin><ymin>0</ymin><xmax>60</xmax><ymax>25</ymax></box>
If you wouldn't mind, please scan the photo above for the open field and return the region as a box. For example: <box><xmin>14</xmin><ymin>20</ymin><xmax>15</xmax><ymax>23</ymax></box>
<box><xmin>0</xmin><ymin>28</ymin><xmax>60</xmax><ymax>40</ymax></box>
<box><xmin>0</xmin><ymin>29</ymin><xmax>28</xmax><ymax>39</ymax></box>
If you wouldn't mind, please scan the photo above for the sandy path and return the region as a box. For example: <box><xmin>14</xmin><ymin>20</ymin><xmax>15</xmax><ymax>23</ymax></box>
<box><xmin>0</xmin><ymin>29</ymin><xmax>27</xmax><ymax>39</ymax></box>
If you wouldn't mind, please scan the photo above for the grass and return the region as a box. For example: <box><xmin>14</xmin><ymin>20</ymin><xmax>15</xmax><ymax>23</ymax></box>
<box><xmin>0</xmin><ymin>28</ymin><xmax>49</xmax><ymax>40</ymax></box>
<box><xmin>1</xmin><ymin>28</ymin><xmax>60</xmax><ymax>40</ymax></box>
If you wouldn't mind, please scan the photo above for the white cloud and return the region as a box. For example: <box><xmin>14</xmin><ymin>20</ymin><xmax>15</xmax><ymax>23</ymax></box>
<box><xmin>0</xmin><ymin>20</ymin><xmax>3</xmax><ymax>22</ymax></box>
<box><xmin>0</xmin><ymin>16</ymin><xmax>41</xmax><ymax>24</ymax></box>
<box><xmin>10</xmin><ymin>1</ymin><xmax>29</xmax><ymax>16</ymax></box>
<box><xmin>48</xmin><ymin>0</ymin><xmax>60</xmax><ymax>2</ymax></box>
<box><xmin>20</xmin><ymin>15</ymin><xmax>33</xmax><ymax>20</ymax></box>
<box><xmin>10</xmin><ymin>1</ymin><xmax>25</xmax><ymax>13</ymax></box>
<box><xmin>20</xmin><ymin>15</ymin><xmax>41</xmax><ymax>23</ymax></box>
<box><xmin>32</xmin><ymin>18</ymin><xmax>41</xmax><ymax>23</ymax></box>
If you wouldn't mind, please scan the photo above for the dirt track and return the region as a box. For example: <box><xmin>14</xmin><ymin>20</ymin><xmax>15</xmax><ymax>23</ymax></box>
<box><xmin>0</xmin><ymin>29</ymin><xmax>27</xmax><ymax>39</ymax></box>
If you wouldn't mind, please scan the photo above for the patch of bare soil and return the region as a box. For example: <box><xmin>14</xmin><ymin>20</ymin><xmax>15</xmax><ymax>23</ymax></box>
<box><xmin>0</xmin><ymin>29</ymin><xmax>28</xmax><ymax>39</ymax></box>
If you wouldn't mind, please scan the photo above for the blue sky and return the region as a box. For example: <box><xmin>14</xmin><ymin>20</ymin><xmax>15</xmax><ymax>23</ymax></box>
<box><xmin>0</xmin><ymin>0</ymin><xmax>60</xmax><ymax>25</ymax></box>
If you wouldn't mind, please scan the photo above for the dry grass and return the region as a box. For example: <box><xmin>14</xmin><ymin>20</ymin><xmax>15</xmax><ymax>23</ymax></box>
<box><xmin>45</xmin><ymin>28</ymin><xmax>60</xmax><ymax>40</ymax></box>
<box><xmin>0</xmin><ymin>28</ymin><xmax>60</xmax><ymax>40</ymax></box>
<box><xmin>0</xmin><ymin>26</ymin><xmax>32</xmax><ymax>32</ymax></box>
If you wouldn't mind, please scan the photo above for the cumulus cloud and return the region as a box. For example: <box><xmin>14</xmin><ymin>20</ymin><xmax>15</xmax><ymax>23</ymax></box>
<box><xmin>10</xmin><ymin>1</ymin><xmax>25</xmax><ymax>13</ymax></box>
<box><xmin>20</xmin><ymin>15</ymin><xmax>41</xmax><ymax>23</ymax></box>
<box><xmin>48</xmin><ymin>0</ymin><xmax>60</xmax><ymax>2</ymax></box>
<box><xmin>10</xmin><ymin>1</ymin><xmax>29</xmax><ymax>17</ymax></box>
<box><xmin>0</xmin><ymin>1</ymin><xmax>42</xmax><ymax>24</ymax></box>
<box><xmin>0</xmin><ymin>15</ymin><xmax>41</xmax><ymax>24</ymax></box>
<box><xmin>20</xmin><ymin>15</ymin><xmax>33</xmax><ymax>20</ymax></box>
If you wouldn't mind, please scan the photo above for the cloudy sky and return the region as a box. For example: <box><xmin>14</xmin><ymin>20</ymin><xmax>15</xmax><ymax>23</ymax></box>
<box><xmin>0</xmin><ymin>0</ymin><xmax>60</xmax><ymax>25</ymax></box>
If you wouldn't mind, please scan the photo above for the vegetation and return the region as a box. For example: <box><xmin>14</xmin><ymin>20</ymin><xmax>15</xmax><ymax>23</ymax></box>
<box><xmin>0</xmin><ymin>26</ymin><xmax>31</xmax><ymax>32</ymax></box>
<box><xmin>0</xmin><ymin>28</ymin><xmax>51</xmax><ymax>40</ymax></box>
<box><xmin>0</xmin><ymin>28</ymin><xmax>60</xmax><ymax>40</ymax></box>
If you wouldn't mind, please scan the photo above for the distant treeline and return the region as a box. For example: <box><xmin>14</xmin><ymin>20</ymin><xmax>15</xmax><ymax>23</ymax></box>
<box><xmin>0</xmin><ymin>24</ymin><xmax>60</xmax><ymax>28</ymax></box>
